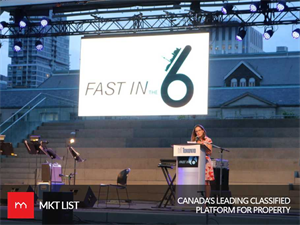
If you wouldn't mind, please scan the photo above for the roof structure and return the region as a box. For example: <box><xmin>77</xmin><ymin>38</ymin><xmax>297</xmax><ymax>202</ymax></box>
<box><xmin>220</xmin><ymin>92</ymin><xmax>277</xmax><ymax>107</ymax></box>
<box><xmin>208</xmin><ymin>86</ymin><xmax>300</xmax><ymax>107</ymax></box>
<box><xmin>209</xmin><ymin>52</ymin><xmax>300</xmax><ymax>87</ymax></box>
<box><xmin>1</xmin><ymin>86</ymin><xmax>299</xmax><ymax>109</ymax></box>
<box><xmin>0</xmin><ymin>89</ymin><xmax>78</xmax><ymax>108</ymax></box>
<box><xmin>223</xmin><ymin>61</ymin><xmax>263</xmax><ymax>81</ymax></box>
<box><xmin>1</xmin><ymin>52</ymin><xmax>299</xmax><ymax>109</ymax></box>
<box><xmin>38</xmin><ymin>74</ymin><xmax>79</xmax><ymax>89</ymax></box>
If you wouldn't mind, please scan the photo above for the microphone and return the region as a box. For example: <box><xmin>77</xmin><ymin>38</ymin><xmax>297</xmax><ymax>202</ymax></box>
<box><xmin>196</xmin><ymin>136</ymin><xmax>200</xmax><ymax>141</ymax></box>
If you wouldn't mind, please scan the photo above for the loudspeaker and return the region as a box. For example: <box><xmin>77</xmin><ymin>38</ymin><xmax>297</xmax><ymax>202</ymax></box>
<box><xmin>0</xmin><ymin>185</ymin><xmax>37</xmax><ymax>205</ymax></box>
<box><xmin>59</xmin><ymin>186</ymin><xmax>97</xmax><ymax>208</ymax></box>
<box><xmin>211</xmin><ymin>168</ymin><xmax>229</xmax><ymax>191</ymax></box>
<box><xmin>42</xmin><ymin>192</ymin><xmax>73</xmax><ymax>224</ymax></box>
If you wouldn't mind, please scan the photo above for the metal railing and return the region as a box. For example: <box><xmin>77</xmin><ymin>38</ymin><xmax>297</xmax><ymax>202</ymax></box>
<box><xmin>0</xmin><ymin>93</ymin><xmax>43</xmax><ymax>128</ymax></box>
<box><xmin>0</xmin><ymin>92</ymin><xmax>78</xmax><ymax>133</ymax></box>
<box><xmin>0</xmin><ymin>97</ymin><xmax>47</xmax><ymax>135</ymax></box>
<box><xmin>42</xmin><ymin>93</ymin><xmax>77</xmax><ymax>105</ymax></box>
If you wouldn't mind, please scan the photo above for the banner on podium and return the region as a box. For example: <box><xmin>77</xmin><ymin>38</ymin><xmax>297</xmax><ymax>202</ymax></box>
<box><xmin>173</xmin><ymin>145</ymin><xmax>201</xmax><ymax>157</ymax></box>
<box><xmin>178</xmin><ymin>156</ymin><xmax>198</xmax><ymax>167</ymax></box>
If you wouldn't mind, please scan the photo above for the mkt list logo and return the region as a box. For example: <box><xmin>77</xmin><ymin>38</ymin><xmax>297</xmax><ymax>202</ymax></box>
<box><xmin>8</xmin><ymin>192</ymin><xmax>34</xmax><ymax>219</ymax></box>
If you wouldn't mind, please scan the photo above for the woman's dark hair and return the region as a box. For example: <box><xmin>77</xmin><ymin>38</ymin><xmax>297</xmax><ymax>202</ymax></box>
<box><xmin>191</xmin><ymin>124</ymin><xmax>207</xmax><ymax>141</ymax></box>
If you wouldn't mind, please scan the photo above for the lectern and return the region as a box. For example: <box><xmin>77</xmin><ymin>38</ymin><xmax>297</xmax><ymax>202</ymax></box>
<box><xmin>173</xmin><ymin>144</ymin><xmax>206</xmax><ymax>203</ymax></box>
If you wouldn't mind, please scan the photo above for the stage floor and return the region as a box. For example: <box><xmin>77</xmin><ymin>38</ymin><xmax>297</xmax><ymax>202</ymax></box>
<box><xmin>1</xmin><ymin>201</ymin><xmax>299</xmax><ymax>225</ymax></box>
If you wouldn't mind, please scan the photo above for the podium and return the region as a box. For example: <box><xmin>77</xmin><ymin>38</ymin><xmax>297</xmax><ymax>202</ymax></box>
<box><xmin>173</xmin><ymin>144</ymin><xmax>206</xmax><ymax>185</ymax></box>
<box><xmin>173</xmin><ymin>144</ymin><xmax>206</xmax><ymax>204</ymax></box>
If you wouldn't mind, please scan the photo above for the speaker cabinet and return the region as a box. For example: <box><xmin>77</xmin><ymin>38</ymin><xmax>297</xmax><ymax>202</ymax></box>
<box><xmin>59</xmin><ymin>186</ymin><xmax>97</xmax><ymax>208</ymax></box>
<box><xmin>42</xmin><ymin>192</ymin><xmax>73</xmax><ymax>224</ymax></box>
<box><xmin>0</xmin><ymin>185</ymin><xmax>37</xmax><ymax>205</ymax></box>
<box><xmin>211</xmin><ymin>168</ymin><xmax>229</xmax><ymax>191</ymax></box>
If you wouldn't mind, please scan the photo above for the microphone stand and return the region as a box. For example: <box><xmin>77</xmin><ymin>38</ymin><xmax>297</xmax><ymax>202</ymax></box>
<box><xmin>211</xmin><ymin>144</ymin><xmax>230</xmax><ymax>198</ymax></box>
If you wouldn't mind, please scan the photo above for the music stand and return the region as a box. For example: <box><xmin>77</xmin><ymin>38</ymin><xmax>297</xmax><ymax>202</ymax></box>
<box><xmin>67</xmin><ymin>145</ymin><xmax>85</xmax><ymax>185</ymax></box>
<box><xmin>24</xmin><ymin>137</ymin><xmax>62</xmax><ymax>189</ymax></box>
<box><xmin>0</xmin><ymin>135</ymin><xmax>15</xmax><ymax>156</ymax></box>
<box><xmin>24</xmin><ymin>136</ymin><xmax>45</xmax><ymax>155</ymax></box>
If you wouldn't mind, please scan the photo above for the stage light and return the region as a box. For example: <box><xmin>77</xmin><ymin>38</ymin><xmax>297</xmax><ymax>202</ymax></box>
<box><xmin>250</xmin><ymin>2</ymin><xmax>260</xmax><ymax>12</ymax></box>
<box><xmin>69</xmin><ymin>131</ymin><xmax>76</xmax><ymax>144</ymax></box>
<box><xmin>19</xmin><ymin>18</ymin><xmax>27</xmax><ymax>28</ymax></box>
<box><xmin>221</xmin><ymin>4</ymin><xmax>233</xmax><ymax>15</ymax></box>
<box><xmin>40</xmin><ymin>18</ymin><xmax>49</xmax><ymax>27</ymax></box>
<box><xmin>292</xmin><ymin>28</ymin><xmax>300</xmax><ymax>39</ymax></box>
<box><xmin>277</xmin><ymin>1</ymin><xmax>286</xmax><ymax>12</ymax></box>
<box><xmin>236</xmin><ymin>28</ymin><xmax>246</xmax><ymax>41</ymax></box>
<box><xmin>35</xmin><ymin>40</ymin><xmax>44</xmax><ymax>51</ymax></box>
<box><xmin>0</xmin><ymin>21</ymin><xmax>8</xmax><ymax>31</ymax></box>
<box><xmin>13</xmin><ymin>41</ymin><xmax>22</xmax><ymax>52</ymax></box>
<box><xmin>263</xmin><ymin>28</ymin><xmax>274</xmax><ymax>40</ymax></box>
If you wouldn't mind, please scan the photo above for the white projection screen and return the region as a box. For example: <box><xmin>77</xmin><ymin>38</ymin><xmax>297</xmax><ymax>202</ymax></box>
<box><xmin>79</xmin><ymin>32</ymin><xmax>209</xmax><ymax>116</ymax></box>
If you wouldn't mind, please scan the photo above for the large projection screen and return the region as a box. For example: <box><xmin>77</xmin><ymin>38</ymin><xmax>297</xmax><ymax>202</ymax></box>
<box><xmin>79</xmin><ymin>32</ymin><xmax>209</xmax><ymax>116</ymax></box>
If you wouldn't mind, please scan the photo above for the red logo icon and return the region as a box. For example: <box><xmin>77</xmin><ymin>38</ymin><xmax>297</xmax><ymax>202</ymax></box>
<box><xmin>8</xmin><ymin>192</ymin><xmax>34</xmax><ymax>219</ymax></box>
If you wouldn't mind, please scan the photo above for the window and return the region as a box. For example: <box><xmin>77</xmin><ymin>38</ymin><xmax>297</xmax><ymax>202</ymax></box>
<box><xmin>240</xmin><ymin>78</ymin><xmax>246</xmax><ymax>87</ymax></box>
<box><xmin>231</xmin><ymin>78</ymin><xmax>237</xmax><ymax>87</ymax></box>
<box><xmin>249</xmin><ymin>78</ymin><xmax>255</xmax><ymax>87</ymax></box>
<box><xmin>222</xmin><ymin>28</ymin><xmax>226</xmax><ymax>40</ymax></box>
<box><xmin>40</xmin><ymin>113</ymin><xmax>58</xmax><ymax>122</ymax></box>
<box><xmin>70</xmin><ymin>113</ymin><xmax>81</xmax><ymax>121</ymax></box>
<box><xmin>228</xmin><ymin>27</ymin><xmax>232</xmax><ymax>40</ymax></box>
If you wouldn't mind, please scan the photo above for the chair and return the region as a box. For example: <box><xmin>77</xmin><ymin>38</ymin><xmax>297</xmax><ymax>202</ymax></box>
<box><xmin>97</xmin><ymin>168</ymin><xmax>131</xmax><ymax>207</ymax></box>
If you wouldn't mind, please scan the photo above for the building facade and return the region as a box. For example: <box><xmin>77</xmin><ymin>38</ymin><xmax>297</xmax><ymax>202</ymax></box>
<box><xmin>7</xmin><ymin>35</ymin><xmax>69</xmax><ymax>88</ymax></box>
<box><xmin>209</xmin><ymin>26</ymin><xmax>263</xmax><ymax>54</ymax></box>
<box><xmin>1</xmin><ymin>49</ymin><xmax>299</xmax><ymax>124</ymax></box>
<box><xmin>0</xmin><ymin>74</ymin><xmax>7</xmax><ymax>90</ymax></box>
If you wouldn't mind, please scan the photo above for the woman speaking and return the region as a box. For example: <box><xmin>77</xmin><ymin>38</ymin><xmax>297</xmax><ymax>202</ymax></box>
<box><xmin>191</xmin><ymin>124</ymin><xmax>215</xmax><ymax>198</ymax></box>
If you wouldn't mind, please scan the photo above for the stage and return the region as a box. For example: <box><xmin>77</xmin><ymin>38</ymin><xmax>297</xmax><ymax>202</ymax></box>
<box><xmin>1</xmin><ymin>201</ymin><xmax>300</xmax><ymax>225</ymax></box>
